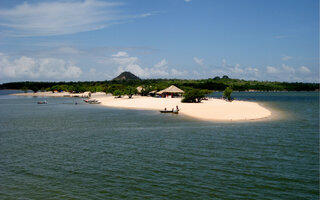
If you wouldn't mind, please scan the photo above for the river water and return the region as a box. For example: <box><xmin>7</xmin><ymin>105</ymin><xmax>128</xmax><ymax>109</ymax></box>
<box><xmin>0</xmin><ymin>90</ymin><xmax>318</xmax><ymax>199</ymax></box>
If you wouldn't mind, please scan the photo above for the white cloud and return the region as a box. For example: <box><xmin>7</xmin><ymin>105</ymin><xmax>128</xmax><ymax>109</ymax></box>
<box><xmin>171</xmin><ymin>68</ymin><xmax>187</xmax><ymax>76</ymax></box>
<box><xmin>246</xmin><ymin>67</ymin><xmax>260</xmax><ymax>77</ymax></box>
<box><xmin>298</xmin><ymin>66</ymin><xmax>311</xmax><ymax>74</ymax></box>
<box><xmin>266</xmin><ymin>66</ymin><xmax>279</xmax><ymax>74</ymax></box>
<box><xmin>154</xmin><ymin>59</ymin><xmax>168</xmax><ymax>69</ymax></box>
<box><xmin>215</xmin><ymin>60</ymin><xmax>316</xmax><ymax>82</ymax></box>
<box><xmin>281</xmin><ymin>55</ymin><xmax>292</xmax><ymax>61</ymax></box>
<box><xmin>0</xmin><ymin>53</ymin><xmax>82</xmax><ymax>80</ymax></box>
<box><xmin>152</xmin><ymin>59</ymin><xmax>169</xmax><ymax>76</ymax></box>
<box><xmin>111</xmin><ymin>51</ymin><xmax>185</xmax><ymax>78</ymax></box>
<box><xmin>112</xmin><ymin>51</ymin><xmax>129</xmax><ymax>57</ymax></box>
<box><xmin>218</xmin><ymin>59</ymin><xmax>260</xmax><ymax>79</ymax></box>
<box><xmin>264</xmin><ymin>64</ymin><xmax>317</xmax><ymax>82</ymax></box>
<box><xmin>193</xmin><ymin>57</ymin><xmax>204</xmax><ymax>66</ymax></box>
<box><xmin>112</xmin><ymin>51</ymin><xmax>139</xmax><ymax>67</ymax></box>
<box><xmin>0</xmin><ymin>0</ymin><xmax>151</xmax><ymax>37</ymax></box>
<box><xmin>230</xmin><ymin>63</ymin><xmax>244</xmax><ymax>74</ymax></box>
<box><xmin>282</xmin><ymin>64</ymin><xmax>295</xmax><ymax>74</ymax></box>
<box><xmin>185</xmin><ymin>0</ymin><xmax>192</xmax><ymax>2</ymax></box>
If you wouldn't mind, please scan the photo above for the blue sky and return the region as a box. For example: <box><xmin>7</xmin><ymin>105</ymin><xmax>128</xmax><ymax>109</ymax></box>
<box><xmin>0</xmin><ymin>0</ymin><xmax>318</xmax><ymax>83</ymax></box>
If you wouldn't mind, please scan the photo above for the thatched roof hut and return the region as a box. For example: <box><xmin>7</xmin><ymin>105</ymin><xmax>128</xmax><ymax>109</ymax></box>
<box><xmin>157</xmin><ymin>85</ymin><xmax>184</xmax><ymax>97</ymax></box>
<box><xmin>136</xmin><ymin>86</ymin><xmax>143</xmax><ymax>93</ymax></box>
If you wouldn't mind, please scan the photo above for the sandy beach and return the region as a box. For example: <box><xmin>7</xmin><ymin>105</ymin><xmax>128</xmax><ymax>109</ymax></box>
<box><xmin>93</xmin><ymin>95</ymin><xmax>271</xmax><ymax>121</ymax></box>
<box><xmin>13</xmin><ymin>92</ymin><xmax>272</xmax><ymax>121</ymax></box>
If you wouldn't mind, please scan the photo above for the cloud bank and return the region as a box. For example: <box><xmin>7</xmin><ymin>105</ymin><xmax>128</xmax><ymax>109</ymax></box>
<box><xmin>0</xmin><ymin>53</ymin><xmax>82</xmax><ymax>81</ymax></box>
<box><xmin>0</xmin><ymin>48</ymin><xmax>317</xmax><ymax>83</ymax></box>
<box><xmin>0</xmin><ymin>0</ymin><xmax>149</xmax><ymax>37</ymax></box>
<box><xmin>265</xmin><ymin>64</ymin><xmax>314</xmax><ymax>82</ymax></box>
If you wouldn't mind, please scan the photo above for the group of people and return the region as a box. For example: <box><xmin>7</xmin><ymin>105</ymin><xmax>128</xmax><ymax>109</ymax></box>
<box><xmin>164</xmin><ymin>105</ymin><xmax>179</xmax><ymax>112</ymax></box>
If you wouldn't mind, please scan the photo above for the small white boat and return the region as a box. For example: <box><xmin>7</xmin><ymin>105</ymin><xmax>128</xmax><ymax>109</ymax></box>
<box><xmin>84</xmin><ymin>99</ymin><xmax>101</xmax><ymax>104</ymax></box>
<box><xmin>37</xmin><ymin>100</ymin><xmax>47</xmax><ymax>104</ymax></box>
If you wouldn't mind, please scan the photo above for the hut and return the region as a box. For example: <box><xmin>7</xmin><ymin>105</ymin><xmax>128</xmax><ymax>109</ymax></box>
<box><xmin>149</xmin><ymin>90</ymin><xmax>157</xmax><ymax>97</ymax></box>
<box><xmin>136</xmin><ymin>86</ymin><xmax>143</xmax><ymax>94</ymax></box>
<box><xmin>157</xmin><ymin>85</ymin><xmax>184</xmax><ymax>98</ymax></box>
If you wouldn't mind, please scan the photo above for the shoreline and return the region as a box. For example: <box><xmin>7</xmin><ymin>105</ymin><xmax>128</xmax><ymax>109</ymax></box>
<box><xmin>11</xmin><ymin>92</ymin><xmax>272</xmax><ymax>121</ymax></box>
<box><xmin>94</xmin><ymin>95</ymin><xmax>271</xmax><ymax>122</ymax></box>
<box><xmin>11</xmin><ymin>91</ymin><xmax>91</xmax><ymax>98</ymax></box>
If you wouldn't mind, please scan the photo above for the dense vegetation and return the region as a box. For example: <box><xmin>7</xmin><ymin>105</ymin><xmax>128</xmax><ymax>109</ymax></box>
<box><xmin>0</xmin><ymin>76</ymin><xmax>319</xmax><ymax>94</ymax></box>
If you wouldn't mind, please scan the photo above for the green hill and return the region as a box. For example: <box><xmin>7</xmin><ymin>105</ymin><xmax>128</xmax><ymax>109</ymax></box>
<box><xmin>113</xmin><ymin>71</ymin><xmax>140</xmax><ymax>81</ymax></box>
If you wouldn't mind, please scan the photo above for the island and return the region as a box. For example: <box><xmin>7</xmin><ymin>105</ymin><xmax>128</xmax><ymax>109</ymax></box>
<box><xmin>6</xmin><ymin>71</ymin><xmax>319</xmax><ymax>121</ymax></box>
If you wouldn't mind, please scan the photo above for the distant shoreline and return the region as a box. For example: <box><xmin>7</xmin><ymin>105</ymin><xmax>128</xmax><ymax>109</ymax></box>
<box><xmin>11</xmin><ymin>92</ymin><xmax>272</xmax><ymax>121</ymax></box>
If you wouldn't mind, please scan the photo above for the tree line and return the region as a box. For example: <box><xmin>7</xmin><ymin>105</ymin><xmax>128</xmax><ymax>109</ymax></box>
<box><xmin>1</xmin><ymin>76</ymin><xmax>318</xmax><ymax>93</ymax></box>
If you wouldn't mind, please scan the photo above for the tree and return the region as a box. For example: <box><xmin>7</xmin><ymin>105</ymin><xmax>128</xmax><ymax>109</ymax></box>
<box><xmin>140</xmin><ymin>85</ymin><xmax>152</xmax><ymax>96</ymax></box>
<box><xmin>213</xmin><ymin>76</ymin><xmax>221</xmax><ymax>80</ymax></box>
<box><xmin>222</xmin><ymin>75</ymin><xmax>229</xmax><ymax>79</ymax></box>
<box><xmin>124</xmin><ymin>86</ymin><xmax>137</xmax><ymax>98</ymax></box>
<box><xmin>112</xmin><ymin>89</ymin><xmax>124</xmax><ymax>98</ymax></box>
<box><xmin>21</xmin><ymin>86</ymin><xmax>28</xmax><ymax>93</ymax></box>
<box><xmin>223</xmin><ymin>87</ymin><xmax>233</xmax><ymax>101</ymax></box>
<box><xmin>182</xmin><ymin>89</ymin><xmax>211</xmax><ymax>103</ymax></box>
<box><xmin>30</xmin><ymin>86</ymin><xmax>39</xmax><ymax>93</ymax></box>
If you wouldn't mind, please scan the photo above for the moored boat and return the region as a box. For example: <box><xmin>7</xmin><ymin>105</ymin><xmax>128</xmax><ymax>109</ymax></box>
<box><xmin>160</xmin><ymin>109</ymin><xmax>179</xmax><ymax>114</ymax></box>
<box><xmin>37</xmin><ymin>100</ymin><xmax>47</xmax><ymax>104</ymax></box>
<box><xmin>84</xmin><ymin>99</ymin><xmax>101</xmax><ymax>104</ymax></box>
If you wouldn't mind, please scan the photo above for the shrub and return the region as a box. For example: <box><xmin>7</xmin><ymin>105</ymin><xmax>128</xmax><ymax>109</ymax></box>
<box><xmin>124</xmin><ymin>86</ymin><xmax>137</xmax><ymax>98</ymax></box>
<box><xmin>112</xmin><ymin>90</ymin><xmax>124</xmax><ymax>98</ymax></box>
<box><xmin>223</xmin><ymin>87</ymin><xmax>233</xmax><ymax>101</ymax></box>
<box><xmin>182</xmin><ymin>89</ymin><xmax>210</xmax><ymax>103</ymax></box>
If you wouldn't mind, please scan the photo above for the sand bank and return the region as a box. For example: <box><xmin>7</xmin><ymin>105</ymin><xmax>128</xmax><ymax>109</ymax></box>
<box><xmin>93</xmin><ymin>95</ymin><xmax>271</xmax><ymax>121</ymax></box>
<box><xmin>12</xmin><ymin>92</ymin><xmax>271</xmax><ymax>121</ymax></box>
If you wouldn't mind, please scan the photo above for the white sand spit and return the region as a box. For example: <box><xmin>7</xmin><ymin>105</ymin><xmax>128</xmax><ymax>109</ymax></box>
<box><xmin>12</xmin><ymin>92</ymin><xmax>272</xmax><ymax>121</ymax></box>
<box><xmin>94</xmin><ymin>95</ymin><xmax>271</xmax><ymax>121</ymax></box>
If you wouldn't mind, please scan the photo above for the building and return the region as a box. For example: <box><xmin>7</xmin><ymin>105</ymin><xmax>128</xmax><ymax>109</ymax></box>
<box><xmin>156</xmin><ymin>85</ymin><xmax>184</xmax><ymax>98</ymax></box>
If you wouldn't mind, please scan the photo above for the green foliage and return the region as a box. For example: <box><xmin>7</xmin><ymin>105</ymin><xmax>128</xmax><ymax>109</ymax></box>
<box><xmin>45</xmin><ymin>87</ymin><xmax>51</xmax><ymax>92</ymax></box>
<box><xmin>112</xmin><ymin>89</ymin><xmax>124</xmax><ymax>98</ymax></box>
<box><xmin>222</xmin><ymin>75</ymin><xmax>229</xmax><ymax>79</ymax></box>
<box><xmin>21</xmin><ymin>86</ymin><xmax>28</xmax><ymax>93</ymax></box>
<box><xmin>182</xmin><ymin>89</ymin><xmax>211</xmax><ymax>103</ymax></box>
<box><xmin>30</xmin><ymin>86</ymin><xmax>39</xmax><ymax>93</ymax></box>
<box><xmin>213</xmin><ymin>76</ymin><xmax>221</xmax><ymax>80</ymax></box>
<box><xmin>105</xmin><ymin>84</ymin><xmax>125</xmax><ymax>94</ymax></box>
<box><xmin>0</xmin><ymin>77</ymin><xmax>318</xmax><ymax>94</ymax></box>
<box><xmin>124</xmin><ymin>86</ymin><xmax>137</xmax><ymax>98</ymax></box>
<box><xmin>223</xmin><ymin>87</ymin><xmax>233</xmax><ymax>101</ymax></box>
<box><xmin>140</xmin><ymin>85</ymin><xmax>153</xmax><ymax>96</ymax></box>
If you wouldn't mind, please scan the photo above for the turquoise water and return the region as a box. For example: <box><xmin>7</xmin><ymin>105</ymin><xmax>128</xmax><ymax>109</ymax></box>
<box><xmin>0</xmin><ymin>91</ymin><xmax>319</xmax><ymax>199</ymax></box>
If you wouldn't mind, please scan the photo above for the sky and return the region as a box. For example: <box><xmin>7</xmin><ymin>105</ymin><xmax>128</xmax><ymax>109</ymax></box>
<box><xmin>0</xmin><ymin>0</ymin><xmax>318</xmax><ymax>83</ymax></box>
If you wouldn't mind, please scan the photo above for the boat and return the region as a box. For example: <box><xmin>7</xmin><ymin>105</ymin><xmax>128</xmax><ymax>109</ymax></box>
<box><xmin>84</xmin><ymin>99</ymin><xmax>101</xmax><ymax>104</ymax></box>
<box><xmin>160</xmin><ymin>109</ymin><xmax>179</xmax><ymax>114</ymax></box>
<box><xmin>37</xmin><ymin>100</ymin><xmax>47</xmax><ymax>104</ymax></box>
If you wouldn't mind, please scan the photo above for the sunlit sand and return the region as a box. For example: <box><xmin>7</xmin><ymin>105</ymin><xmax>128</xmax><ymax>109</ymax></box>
<box><xmin>93</xmin><ymin>95</ymin><xmax>271</xmax><ymax>121</ymax></box>
<box><xmin>13</xmin><ymin>92</ymin><xmax>271</xmax><ymax>121</ymax></box>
